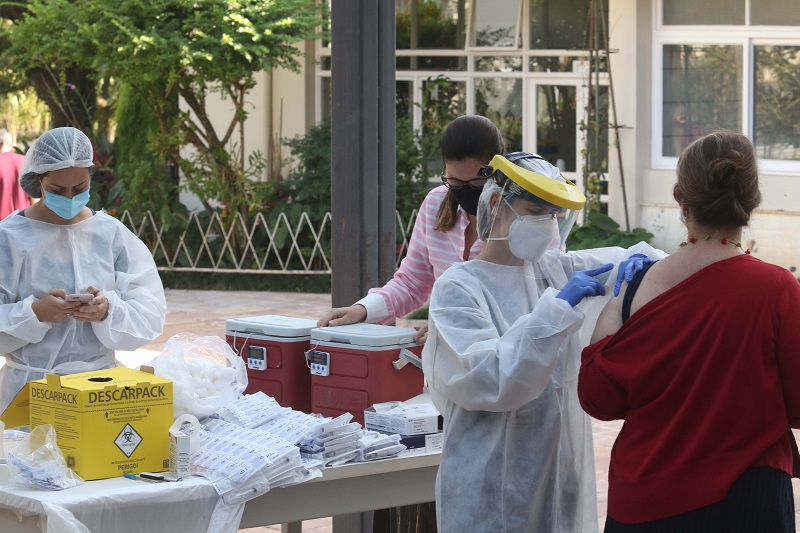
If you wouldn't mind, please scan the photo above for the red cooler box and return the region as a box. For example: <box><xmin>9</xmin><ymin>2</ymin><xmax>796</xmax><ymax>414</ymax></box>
<box><xmin>309</xmin><ymin>324</ymin><xmax>424</xmax><ymax>425</ymax></box>
<box><xmin>225</xmin><ymin>315</ymin><xmax>318</xmax><ymax>413</ymax></box>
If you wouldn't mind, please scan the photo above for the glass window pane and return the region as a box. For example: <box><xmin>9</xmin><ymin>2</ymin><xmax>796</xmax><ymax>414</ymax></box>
<box><xmin>662</xmin><ymin>45</ymin><xmax>742</xmax><ymax>157</ymax></box>
<box><xmin>320</xmin><ymin>56</ymin><xmax>331</xmax><ymax>71</ymax></box>
<box><xmin>471</xmin><ymin>0</ymin><xmax>520</xmax><ymax>48</ymax></box>
<box><xmin>396</xmin><ymin>80</ymin><xmax>414</xmax><ymax>126</ymax></box>
<box><xmin>422</xmin><ymin>77</ymin><xmax>466</xmax><ymax>122</ymax></box>
<box><xmin>585</xmin><ymin>85</ymin><xmax>609</xmax><ymax>211</ymax></box>
<box><xmin>475</xmin><ymin>78</ymin><xmax>523</xmax><ymax>151</ymax></box>
<box><xmin>529</xmin><ymin>55</ymin><xmax>606</xmax><ymax>73</ymax></box>
<box><xmin>754</xmin><ymin>46</ymin><xmax>800</xmax><ymax>160</ymax></box>
<box><xmin>421</xmin><ymin>76</ymin><xmax>467</xmax><ymax>169</ymax></box>
<box><xmin>751</xmin><ymin>0</ymin><xmax>800</xmax><ymax>25</ymax></box>
<box><xmin>320</xmin><ymin>77</ymin><xmax>332</xmax><ymax>122</ymax></box>
<box><xmin>475</xmin><ymin>56</ymin><xmax>523</xmax><ymax>72</ymax></box>
<box><xmin>396</xmin><ymin>0</ymin><xmax>467</xmax><ymax>50</ymax></box>
<box><xmin>397</xmin><ymin>56</ymin><xmax>467</xmax><ymax>70</ymax></box>
<box><xmin>536</xmin><ymin>85</ymin><xmax>577</xmax><ymax>172</ymax></box>
<box><xmin>321</xmin><ymin>0</ymin><xmax>331</xmax><ymax>48</ymax></box>
<box><xmin>396</xmin><ymin>81</ymin><xmax>416</xmax><ymax>177</ymax></box>
<box><xmin>529</xmin><ymin>0</ymin><xmax>608</xmax><ymax>50</ymax></box>
<box><xmin>663</xmin><ymin>0</ymin><xmax>744</xmax><ymax>25</ymax></box>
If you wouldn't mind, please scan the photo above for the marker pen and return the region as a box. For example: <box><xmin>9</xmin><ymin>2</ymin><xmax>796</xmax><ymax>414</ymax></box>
<box><xmin>123</xmin><ymin>473</ymin><xmax>159</xmax><ymax>483</ymax></box>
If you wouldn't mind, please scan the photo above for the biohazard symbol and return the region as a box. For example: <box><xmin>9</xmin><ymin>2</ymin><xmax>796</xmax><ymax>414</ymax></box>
<box><xmin>114</xmin><ymin>423</ymin><xmax>143</xmax><ymax>458</ymax></box>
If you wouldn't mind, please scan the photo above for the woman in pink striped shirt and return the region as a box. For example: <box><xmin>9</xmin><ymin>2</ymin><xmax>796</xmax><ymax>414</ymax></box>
<box><xmin>317</xmin><ymin>115</ymin><xmax>505</xmax><ymax>342</ymax></box>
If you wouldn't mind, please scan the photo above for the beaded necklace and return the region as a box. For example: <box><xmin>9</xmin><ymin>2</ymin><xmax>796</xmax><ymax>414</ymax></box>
<box><xmin>679</xmin><ymin>235</ymin><xmax>750</xmax><ymax>254</ymax></box>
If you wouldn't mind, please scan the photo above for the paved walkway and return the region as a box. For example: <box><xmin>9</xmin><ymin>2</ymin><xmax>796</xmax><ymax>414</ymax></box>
<box><xmin>121</xmin><ymin>289</ymin><xmax>800</xmax><ymax>532</ymax></box>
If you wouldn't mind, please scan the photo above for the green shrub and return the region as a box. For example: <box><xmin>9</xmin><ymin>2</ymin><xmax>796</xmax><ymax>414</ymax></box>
<box><xmin>114</xmin><ymin>84</ymin><xmax>176</xmax><ymax>216</ymax></box>
<box><xmin>567</xmin><ymin>212</ymin><xmax>654</xmax><ymax>250</ymax></box>
<box><xmin>404</xmin><ymin>305</ymin><xmax>429</xmax><ymax>320</ymax></box>
<box><xmin>281</xmin><ymin>119</ymin><xmax>430</xmax><ymax>221</ymax></box>
<box><xmin>160</xmin><ymin>271</ymin><xmax>330</xmax><ymax>292</ymax></box>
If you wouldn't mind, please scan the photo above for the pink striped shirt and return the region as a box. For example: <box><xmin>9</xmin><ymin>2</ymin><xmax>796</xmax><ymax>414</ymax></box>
<box><xmin>357</xmin><ymin>185</ymin><xmax>484</xmax><ymax>324</ymax></box>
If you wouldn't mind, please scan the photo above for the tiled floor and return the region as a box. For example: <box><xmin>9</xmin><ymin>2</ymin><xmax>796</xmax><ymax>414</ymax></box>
<box><xmin>117</xmin><ymin>289</ymin><xmax>800</xmax><ymax>532</ymax></box>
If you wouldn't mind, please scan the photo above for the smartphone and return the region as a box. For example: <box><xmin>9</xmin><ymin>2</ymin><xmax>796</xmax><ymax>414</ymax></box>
<box><xmin>65</xmin><ymin>293</ymin><xmax>94</xmax><ymax>303</ymax></box>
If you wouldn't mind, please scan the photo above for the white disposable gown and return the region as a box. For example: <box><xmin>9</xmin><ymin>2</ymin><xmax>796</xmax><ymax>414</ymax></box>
<box><xmin>0</xmin><ymin>212</ymin><xmax>167</xmax><ymax>413</ymax></box>
<box><xmin>423</xmin><ymin>242</ymin><xmax>662</xmax><ymax>533</ymax></box>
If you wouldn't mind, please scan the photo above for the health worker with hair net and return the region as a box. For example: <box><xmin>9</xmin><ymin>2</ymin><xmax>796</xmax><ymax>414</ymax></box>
<box><xmin>0</xmin><ymin>127</ymin><xmax>166</xmax><ymax>414</ymax></box>
<box><xmin>422</xmin><ymin>152</ymin><xmax>664</xmax><ymax>532</ymax></box>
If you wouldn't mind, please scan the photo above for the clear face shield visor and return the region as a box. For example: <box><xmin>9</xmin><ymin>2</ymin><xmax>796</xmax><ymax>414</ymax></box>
<box><xmin>498</xmin><ymin>182</ymin><xmax>578</xmax><ymax>249</ymax></box>
<box><xmin>480</xmin><ymin>153</ymin><xmax>584</xmax><ymax>247</ymax></box>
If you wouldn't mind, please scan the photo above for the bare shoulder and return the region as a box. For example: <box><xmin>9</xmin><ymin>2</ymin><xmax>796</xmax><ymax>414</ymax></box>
<box><xmin>591</xmin><ymin>290</ymin><xmax>624</xmax><ymax>344</ymax></box>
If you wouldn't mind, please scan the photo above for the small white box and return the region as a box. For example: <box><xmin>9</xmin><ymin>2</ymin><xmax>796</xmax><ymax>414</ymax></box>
<box><xmin>404</xmin><ymin>432</ymin><xmax>443</xmax><ymax>453</ymax></box>
<box><xmin>423</xmin><ymin>432</ymin><xmax>443</xmax><ymax>453</ymax></box>
<box><xmin>169</xmin><ymin>428</ymin><xmax>191</xmax><ymax>478</ymax></box>
<box><xmin>364</xmin><ymin>401</ymin><xmax>440</xmax><ymax>436</ymax></box>
<box><xmin>383</xmin><ymin>431</ymin><xmax>443</xmax><ymax>454</ymax></box>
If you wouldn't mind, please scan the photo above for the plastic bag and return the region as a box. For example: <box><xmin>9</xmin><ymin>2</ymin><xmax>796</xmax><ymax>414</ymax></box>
<box><xmin>6</xmin><ymin>425</ymin><xmax>84</xmax><ymax>490</ymax></box>
<box><xmin>147</xmin><ymin>333</ymin><xmax>248</xmax><ymax>420</ymax></box>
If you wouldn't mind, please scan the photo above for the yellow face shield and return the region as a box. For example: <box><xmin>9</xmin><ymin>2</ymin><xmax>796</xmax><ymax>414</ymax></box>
<box><xmin>482</xmin><ymin>154</ymin><xmax>586</xmax><ymax>211</ymax></box>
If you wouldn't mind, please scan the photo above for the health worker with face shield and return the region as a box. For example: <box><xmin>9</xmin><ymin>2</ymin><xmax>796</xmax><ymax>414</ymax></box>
<box><xmin>422</xmin><ymin>152</ymin><xmax>664</xmax><ymax>533</ymax></box>
<box><xmin>0</xmin><ymin>127</ymin><xmax>166</xmax><ymax>414</ymax></box>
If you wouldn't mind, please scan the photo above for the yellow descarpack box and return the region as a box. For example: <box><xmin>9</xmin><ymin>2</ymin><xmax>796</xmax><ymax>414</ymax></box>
<box><xmin>27</xmin><ymin>367</ymin><xmax>173</xmax><ymax>481</ymax></box>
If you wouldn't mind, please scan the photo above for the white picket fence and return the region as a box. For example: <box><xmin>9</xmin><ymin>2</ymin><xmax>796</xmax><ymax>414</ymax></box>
<box><xmin>118</xmin><ymin>209</ymin><xmax>418</xmax><ymax>274</ymax></box>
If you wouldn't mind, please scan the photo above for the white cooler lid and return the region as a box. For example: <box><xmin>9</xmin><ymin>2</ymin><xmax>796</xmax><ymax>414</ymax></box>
<box><xmin>226</xmin><ymin>315</ymin><xmax>318</xmax><ymax>337</ymax></box>
<box><xmin>311</xmin><ymin>323</ymin><xmax>417</xmax><ymax>347</ymax></box>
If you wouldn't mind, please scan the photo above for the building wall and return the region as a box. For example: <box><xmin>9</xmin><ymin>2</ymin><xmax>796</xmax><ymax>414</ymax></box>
<box><xmin>628</xmin><ymin>1</ymin><xmax>800</xmax><ymax>269</ymax></box>
<box><xmin>641</xmin><ymin>169</ymin><xmax>800</xmax><ymax>269</ymax></box>
<box><xmin>266</xmin><ymin>41</ymin><xmax>313</xmax><ymax>179</ymax></box>
<box><xmin>607</xmin><ymin>0</ymin><xmax>644</xmax><ymax>231</ymax></box>
<box><xmin>192</xmin><ymin>1</ymin><xmax>800</xmax><ymax>270</ymax></box>
<box><xmin>190</xmin><ymin>42</ymin><xmax>310</xmax><ymax>182</ymax></box>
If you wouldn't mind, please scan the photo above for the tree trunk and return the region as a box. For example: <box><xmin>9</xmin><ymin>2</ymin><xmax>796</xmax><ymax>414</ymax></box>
<box><xmin>28</xmin><ymin>65</ymin><xmax>96</xmax><ymax>132</ymax></box>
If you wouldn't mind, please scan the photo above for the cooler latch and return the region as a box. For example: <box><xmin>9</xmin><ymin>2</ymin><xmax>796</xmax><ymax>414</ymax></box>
<box><xmin>393</xmin><ymin>349</ymin><xmax>422</xmax><ymax>370</ymax></box>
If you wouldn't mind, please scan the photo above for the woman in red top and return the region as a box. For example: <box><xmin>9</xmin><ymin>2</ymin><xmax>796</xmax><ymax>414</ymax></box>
<box><xmin>579</xmin><ymin>130</ymin><xmax>800</xmax><ymax>532</ymax></box>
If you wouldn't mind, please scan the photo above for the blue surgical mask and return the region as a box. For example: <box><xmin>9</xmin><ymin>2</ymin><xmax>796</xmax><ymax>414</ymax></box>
<box><xmin>43</xmin><ymin>189</ymin><xmax>90</xmax><ymax>220</ymax></box>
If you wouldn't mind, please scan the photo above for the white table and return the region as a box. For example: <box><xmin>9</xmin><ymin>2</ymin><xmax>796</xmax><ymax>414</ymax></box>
<box><xmin>240</xmin><ymin>450</ymin><xmax>440</xmax><ymax>532</ymax></box>
<box><xmin>0</xmin><ymin>450</ymin><xmax>440</xmax><ymax>533</ymax></box>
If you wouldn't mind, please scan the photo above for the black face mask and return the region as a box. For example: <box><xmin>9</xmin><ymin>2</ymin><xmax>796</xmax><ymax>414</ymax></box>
<box><xmin>450</xmin><ymin>185</ymin><xmax>482</xmax><ymax>216</ymax></box>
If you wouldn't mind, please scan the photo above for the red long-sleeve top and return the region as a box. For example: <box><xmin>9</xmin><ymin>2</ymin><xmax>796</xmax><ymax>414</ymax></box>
<box><xmin>579</xmin><ymin>254</ymin><xmax>800</xmax><ymax>523</ymax></box>
<box><xmin>0</xmin><ymin>152</ymin><xmax>28</xmax><ymax>220</ymax></box>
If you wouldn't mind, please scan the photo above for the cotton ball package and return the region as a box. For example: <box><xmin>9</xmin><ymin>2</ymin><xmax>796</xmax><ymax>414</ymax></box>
<box><xmin>157</xmin><ymin>357</ymin><xmax>234</xmax><ymax>400</ymax></box>
<box><xmin>147</xmin><ymin>333</ymin><xmax>248</xmax><ymax>420</ymax></box>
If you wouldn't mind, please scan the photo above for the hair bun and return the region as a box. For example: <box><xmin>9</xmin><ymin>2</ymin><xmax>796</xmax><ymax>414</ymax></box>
<box><xmin>676</xmin><ymin>131</ymin><xmax>761</xmax><ymax>228</ymax></box>
<box><xmin>708</xmin><ymin>152</ymin><xmax>743</xmax><ymax>190</ymax></box>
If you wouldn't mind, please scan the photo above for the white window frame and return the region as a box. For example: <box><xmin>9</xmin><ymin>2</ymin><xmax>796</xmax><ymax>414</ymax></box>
<box><xmin>314</xmin><ymin>0</ymin><xmax>609</xmax><ymax>149</ymax></box>
<box><xmin>652</xmin><ymin>0</ymin><xmax>800</xmax><ymax>175</ymax></box>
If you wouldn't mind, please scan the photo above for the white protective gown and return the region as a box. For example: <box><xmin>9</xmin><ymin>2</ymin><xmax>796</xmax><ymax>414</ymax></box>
<box><xmin>423</xmin><ymin>242</ymin><xmax>661</xmax><ymax>533</ymax></box>
<box><xmin>0</xmin><ymin>211</ymin><xmax>167</xmax><ymax>413</ymax></box>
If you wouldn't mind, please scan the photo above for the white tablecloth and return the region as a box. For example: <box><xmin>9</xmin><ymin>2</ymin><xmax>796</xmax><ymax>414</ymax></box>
<box><xmin>0</xmin><ymin>470</ymin><xmax>241</xmax><ymax>533</ymax></box>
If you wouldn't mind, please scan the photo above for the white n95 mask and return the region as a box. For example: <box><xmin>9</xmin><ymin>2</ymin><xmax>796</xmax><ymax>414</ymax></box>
<box><xmin>489</xmin><ymin>198</ymin><xmax>561</xmax><ymax>263</ymax></box>
<box><xmin>508</xmin><ymin>215</ymin><xmax>560</xmax><ymax>262</ymax></box>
